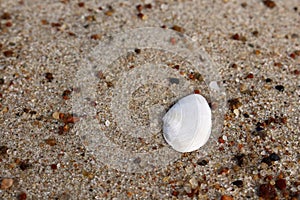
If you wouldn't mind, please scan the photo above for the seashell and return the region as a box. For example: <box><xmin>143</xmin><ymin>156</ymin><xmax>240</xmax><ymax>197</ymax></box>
<box><xmin>162</xmin><ymin>94</ymin><xmax>212</xmax><ymax>153</ymax></box>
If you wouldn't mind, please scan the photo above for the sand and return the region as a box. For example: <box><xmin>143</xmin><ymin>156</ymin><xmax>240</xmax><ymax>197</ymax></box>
<box><xmin>0</xmin><ymin>0</ymin><xmax>299</xmax><ymax>199</ymax></box>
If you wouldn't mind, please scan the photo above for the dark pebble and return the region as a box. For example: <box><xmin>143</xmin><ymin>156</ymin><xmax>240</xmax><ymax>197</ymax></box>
<box><xmin>231</xmin><ymin>33</ymin><xmax>240</xmax><ymax>40</ymax></box>
<box><xmin>258</xmin><ymin>183</ymin><xmax>277</xmax><ymax>199</ymax></box>
<box><xmin>262</xmin><ymin>157</ymin><xmax>272</xmax><ymax>166</ymax></box>
<box><xmin>45</xmin><ymin>72</ymin><xmax>54</xmax><ymax>82</ymax></box>
<box><xmin>171</xmin><ymin>25</ymin><xmax>184</xmax><ymax>33</ymax></box>
<box><xmin>145</xmin><ymin>3</ymin><xmax>152</xmax><ymax>9</ymax></box>
<box><xmin>255</xmin><ymin>126</ymin><xmax>264</xmax><ymax>132</ymax></box>
<box><xmin>252</xmin><ymin>30</ymin><xmax>259</xmax><ymax>37</ymax></box>
<box><xmin>1</xmin><ymin>12</ymin><xmax>11</xmax><ymax>20</ymax></box>
<box><xmin>3</xmin><ymin>50</ymin><xmax>14</xmax><ymax>57</ymax></box>
<box><xmin>262</xmin><ymin>0</ymin><xmax>276</xmax><ymax>9</ymax></box>
<box><xmin>234</xmin><ymin>154</ymin><xmax>245</xmax><ymax>167</ymax></box>
<box><xmin>29</xmin><ymin>110</ymin><xmax>36</xmax><ymax>115</ymax></box>
<box><xmin>172</xmin><ymin>65</ymin><xmax>180</xmax><ymax>70</ymax></box>
<box><xmin>78</xmin><ymin>2</ymin><xmax>84</xmax><ymax>7</ymax></box>
<box><xmin>265</xmin><ymin>78</ymin><xmax>272</xmax><ymax>82</ymax></box>
<box><xmin>252</xmin><ymin>123</ymin><xmax>267</xmax><ymax>138</ymax></box>
<box><xmin>275</xmin><ymin>178</ymin><xmax>287</xmax><ymax>190</ymax></box>
<box><xmin>241</xmin><ymin>2</ymin><xmax>247</xmax><ymax>8</ymax></box>
<box><xmin>134</xmin><ymin>48</ymin><xmax>141</xmax><ymax>54</ymax></box>
<box><xmin>0</xmin><ymin>78</ymin><xmax>4</xmax><ymax>85</ymax></box>
<box><xmin>169</xmin><ymin>78</ymin><xmax>179</xmax><ymax>84</ymax></box>
<box><xmin>197</xmin><ymin>159</ymin><xmax>208</xmax><ymax>166</ymax></box>
<box><xmin>19</xmin><ymin>161</ymin><xmax>31</xmax><ymax>171</ymax></box>
<box><xmin>232</xmin><ymin>180</ymin><xmax>243</xmax><ymax>188</ymax></box>
<box><xmin>0</xmin><ymin>146</ymin><xmax>8</xmax><ymax>156</ymax></box>
<box><xmin>51</xmin><ymin>164</ymin><xmax>58</xmax><ymax>170</ymax></box>
<box><xmin>136</xmin><ymin>4</ymin><xmax>143</xmax><ymax>12</ymax></box>
<box><xmin>246</xmin><ymin>73</ymin><xmax>254</xmax><ymax>79</ymax></box>
<box><xmin>269</xmin><ymin>153</ymin><xmax>280</xmax><ymax>161</ymax></box>
<box><xmin>62</xmin><ymin>89</ymin><xmax>72</xmax><ymax>99</ymax></box>
<box><xmin>18</xmin><ymin>192</ymin><xmax>27</xmax><ymax>200</ymax></box>
<box><xmin>275</xmin><ymin>85</ymin><xmax>284</xmax><ymax>92</ymax></box>
<box><xmin>230</xmin><ymin>63</ymin><xmax>238</xmax><ymax>68</ymax></box>
<box><xmin>243</xmin><ymin>113</ymin><xmax>249</xmax><ymax>118</ymax></box>
<box><xmin>23</xmin><ymin>108</ymin><xmax>30</xmax><ymax>113</ymax></box>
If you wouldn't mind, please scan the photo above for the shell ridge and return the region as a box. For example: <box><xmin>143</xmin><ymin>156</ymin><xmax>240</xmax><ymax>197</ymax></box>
<box><xmin>169</xmin><ymin>100</ymin><xmax>184</xmax><ymax>151</ymax></box>
<box><xmin>162</xmin><ymin>103</ymin><xmax>182</xmax><ymax>144</ymax></box>
<box><xmin>183</xmin><ymin>95</ymin><xmax>202</xmax><ymax>152</ymax></box>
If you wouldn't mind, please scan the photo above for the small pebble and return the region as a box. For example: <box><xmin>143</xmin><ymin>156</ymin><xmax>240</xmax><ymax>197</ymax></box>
<box><xmin>269</xmin><ymin>153</ymin><xmax>280</xmax><ymax>161</ymax></box>
<box><xmin>137</xmin><ymin>13</ymin><xmax>147</xmax><ymax>20</ymax></box>
<box><xmin>262</xmin><ymin>0</ymin><xmax>276</xmax><ymax>8</ymax></box>
<box><xmin>258</xmin><ymin>183</ymin><xmax>277</xmax><ymax>199</ymax></box>
<box><xmin>255</xmin><ymin>126</ymin><xmax>264</xmax><ymax>132</ymax></box>
<box><xmin>19</xmin><ymin>161</ymin><xmax>31</xmax><ymax>171</ymax></box>
<box><xmin>145</xmin><ymin>4</ymin><xmax>152</xmax><ymax>9</ymax></box>
<box><xmin>218</xmin><ymin>167</ymin><xmax>230</xmax><ymax>175</ymax></box>
<box><xmin>293</xmin><ymin>69</ymin><xmax>300</xmax><ymax>75</ymax></box>
<box><xmin>0</xmin><ymin>145</ymin><xmax>8</xmax><ymax>156</ymax></box>
<box><xmin>246</xmin><ymin>73</ymin><xmax>254</xmax><ymax>79</ymax></box>
<box><xmin>51</xmin><ymin>164</ymin><xmax>58</xmax><ymax>170</ymax></box>
<box><xmin>41</xmin><ymin>19</ymin><xmax>49</xmax><ymax>25</ymax></box>
<box><xmin>62</xmin><ymin>89</ymin><xmax>72</xmax><ymax>100</ymax></box>
<box><xmin>197</xmin><ymin>159</ymin><xmax>208</xmax><ymax>166</ymax></box>
<box><xmin>234</xmin><ymin>154</ymin><xmax>246</xmax><ymax>167</ymax></box>
<box><xmin>91</xmin><ymin>34</ymin><xmax>101</xmax><ymax>40</ymax></box>
<box><xmin>18</xmin><ymin>192</ymin><xmax>27</xmax><ymax>200</ymax></box>
<box><xmin>169</xmin><ymin>78</ymin><xmax>179</xmax><ymax>84</ymax></box>
<box><xmin>171</xmin><ymin>25</ymin><xmax>184</xmax><ymax>33</ymax></box>
<box><xmin>194</xmin><ymin>89</ymin><xmax>200</xmax><ymax>94</ymax></box>
<box><xmin>243</xmin><ymin>113</ymin><xmax>249</xmax><ymax>118</ymax></box>
<box><xmin>1</xmin><ymin>178</ymin><xmax>14</xmax><ymax>189</ymax></box>
<box><xmin>1</xmin><ymin>12</ymin><xmax>11</xmax><ymax>20</ymax></box>
<box><xmin>231</xmin><ymin>33</ymin><xmax>240</xmax><ymax>40</ymax></box>
<box><xmin>136</xmin><ymin>4</ymin><xmax>143</xmax><ymax>12</ymax></box>
<box><xmin>134</xmin><ymin>48</ymin><xmax>141</xmax><ymax>54</ymax></box>
<box><xmin>231</xmin><ymin>33</ymin><xmax>247</xmax><ymax>42</ymax></box>
<box><xmin>45</xmin><ymin>138</ymin><xmax>57</xmax><ymax>146</ymax></box>
<box><xmin>221</xmin><ymin>195</ymin><xmax>234</xmax><ymax>200</ymax></box>
<box><xmin>232</xmin><ymin>180</ymin><xmax>243</xmax><ymax>188</ymax></box>
<box><xmin>275</xmin><ymin>179</ymin><xmax>287</xmax><ymax>190</ymax></box>
<box><xmin>241</xmin><ymin>3</ymin><xmax>247</xmax><ymax>8</ymax></box>
<box><xmin>77</xmin><ymin>2</ymin><xmax>84</xmax><ymax>7</ymax></box>
<box><xmin>265</xmin><ymin>78</ymin><xmax>272</xmax><ymax>83</ymax></box>
<box><xmin>275</xmin><ymin>85</ymin><xmax>284</xmax><ymax>92</ymax></box>
<box><xmin>3</xmin><ymin>50</ymin><xmax>14</xmax><ymax>57</ymax></box>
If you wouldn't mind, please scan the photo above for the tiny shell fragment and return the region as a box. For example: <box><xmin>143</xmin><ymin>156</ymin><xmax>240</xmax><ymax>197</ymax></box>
<box><xmin>52</xmin><ymin>111</ymin><xmax>60</xmax><ymax>120</ymax></box>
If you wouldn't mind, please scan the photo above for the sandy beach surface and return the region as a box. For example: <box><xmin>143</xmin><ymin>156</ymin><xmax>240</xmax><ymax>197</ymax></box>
<box><xmin>0</xmin><ymin>0</ymin><xmax>299</xmax><ymax>199</ymax></box>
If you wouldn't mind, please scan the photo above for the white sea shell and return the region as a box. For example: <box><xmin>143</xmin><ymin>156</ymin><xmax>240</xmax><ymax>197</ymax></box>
<box><xmin>162</xmin><ymin>94</ymin><xmax>212</xmax><ymax>153</ymax></box>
